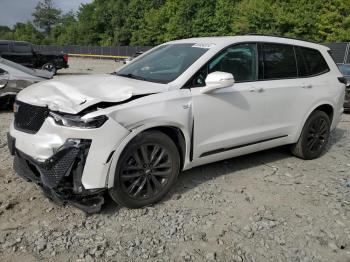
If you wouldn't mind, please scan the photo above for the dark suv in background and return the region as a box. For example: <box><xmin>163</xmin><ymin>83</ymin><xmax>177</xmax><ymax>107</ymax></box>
<box><xmin>337</xmin><ymin>63</ymin><xmax>350</xmax><ymax>112</ymax></box>
<box><xmin>0</xmin><ymin>40</ymin><xmax>68</xmax><ymax>74</ymax></box>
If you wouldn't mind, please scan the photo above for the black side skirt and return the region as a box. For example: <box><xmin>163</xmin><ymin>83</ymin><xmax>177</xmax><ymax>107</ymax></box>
<box><xmin>199</xmin><ymin>135</ymin><xmax>288</xmax><ymax>158</ymax></box>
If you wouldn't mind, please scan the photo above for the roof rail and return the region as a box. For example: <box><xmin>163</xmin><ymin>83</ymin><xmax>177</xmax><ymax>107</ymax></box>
<box><xmin>245</xmin><ymin>33</ymin><xmax>318</xmax><ymax>44</ymax></box>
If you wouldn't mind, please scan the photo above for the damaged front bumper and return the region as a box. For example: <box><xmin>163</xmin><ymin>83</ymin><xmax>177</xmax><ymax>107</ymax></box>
<box><xmin>0</xmin><ymin>87</ymin><xmax>22</xmax><ymax>108</ymax></box>
<box><xmin>8</xmin><ymin>135</ymin><xmax>105</xmax><ymax>213</ymax></box>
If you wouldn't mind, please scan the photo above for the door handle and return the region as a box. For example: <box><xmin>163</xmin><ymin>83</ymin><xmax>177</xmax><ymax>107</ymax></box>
<box><xmin>302</xmin><ymin>84</ymin><xmax>313</xmax><ymax>89</ymax></box>
<box><xmin>249</xmin><ymin>87</ymin><xmax>264</xmax><ymax>92</ymax></box>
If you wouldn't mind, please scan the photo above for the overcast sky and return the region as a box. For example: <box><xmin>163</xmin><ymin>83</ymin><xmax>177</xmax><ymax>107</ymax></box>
<box><xmin>0</xmin><ymin>0</ymin><xmax>92</xmax><ymax>27</ymax></box>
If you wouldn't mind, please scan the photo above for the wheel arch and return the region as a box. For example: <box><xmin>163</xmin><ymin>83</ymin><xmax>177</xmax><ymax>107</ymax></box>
<box><xmin>303</xmin><ymin>103</ymin><xmax>334</xmax><ymax>129</ymax></box>
<box><xmin>146</xmin><ymin>126</ymin><xmax>186</xmax><ymax>170</ymax></box>
<box><xmin>106</xmin><ymin>122</ymin><xmax>191</xmax><ymax>188</ymax></box>
<box><xmin>313</xmin><ymin>104</ymin><xmax>334</xmax><ymax>124</ymax></box>
<box><xmin>295</xmin><ymin>102</ymin><xmax>335</xmax><ymax>142</ymax></box>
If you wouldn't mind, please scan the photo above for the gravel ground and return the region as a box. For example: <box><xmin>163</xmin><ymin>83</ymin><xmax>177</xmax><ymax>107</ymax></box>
<box><xmin>0</xmin><ymin>58</ymin><xmax>350</xmax><ymax>262</ymax></box>
<box><xmin>58</xmin><ymin>57</ymin><xmax>121</xmax><ymax>76</ymax></box>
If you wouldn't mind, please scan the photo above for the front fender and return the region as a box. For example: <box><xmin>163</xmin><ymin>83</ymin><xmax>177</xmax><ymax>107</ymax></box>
<box><xmin>105</xmin><ymin>121</ymin><xmax>192</xmax><ymax>188</ymax></box>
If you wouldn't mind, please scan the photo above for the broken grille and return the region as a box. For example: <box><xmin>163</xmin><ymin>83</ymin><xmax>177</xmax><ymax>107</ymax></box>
<box><xmin>14</xmin><ymin>101</ymin><xmax>49</xmax><ymax>133</ymax></box>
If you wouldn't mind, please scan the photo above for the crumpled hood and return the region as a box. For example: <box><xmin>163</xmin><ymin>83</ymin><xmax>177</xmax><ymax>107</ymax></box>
<box><xmin>16</xmin><ymin>74</ymin><xmax>166</xmax><ymax>114</ymax></box>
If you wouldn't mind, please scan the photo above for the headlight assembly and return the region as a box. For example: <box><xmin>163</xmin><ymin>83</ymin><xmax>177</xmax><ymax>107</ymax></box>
<box><xmin>49</xmin><ymin>112</ymin><xmax>108</xmax><ymax>129</ymax></box>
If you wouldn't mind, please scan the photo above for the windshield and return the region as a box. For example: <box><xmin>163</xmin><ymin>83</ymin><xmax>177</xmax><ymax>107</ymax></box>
<box><xmin>117</xmin><ymin>43</ymin><xmax>209</xmax><ymax>84</ymax></box>
<box><xmin>0</xmin><ymin>58</ymin><xmax>35</xmax><ymax>75</ymax></box>
<box><xmin>338</xmin><ymin>64</ymin><xmax>350</xmax><ymax>76</ymax></box>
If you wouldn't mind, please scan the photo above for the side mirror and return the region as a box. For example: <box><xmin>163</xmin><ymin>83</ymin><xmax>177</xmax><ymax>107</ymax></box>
<box><xmin>201</xmin><ymin>71</ymin><xmax>235</xmax><ymax>94</ymax></box>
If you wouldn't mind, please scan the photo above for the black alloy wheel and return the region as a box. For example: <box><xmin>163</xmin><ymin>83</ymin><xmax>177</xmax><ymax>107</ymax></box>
<box><xmin>291</xmin><ymin>110</ymin><xmax>330</xmax><ymax>160</ymax></box>
<box><xmin>306</xmin><ymin>117</ymin><xmax>329</xmax><ymax>153</ymax></box>
<box><xmin>109</xmin><ymin>131</ymin><xmax>180</xmax><ymax>208</ymax></box>
<box><xmin>121</xmin><ymin>144</ymin><xmax>172</xmax><ymax>199</ymax></box>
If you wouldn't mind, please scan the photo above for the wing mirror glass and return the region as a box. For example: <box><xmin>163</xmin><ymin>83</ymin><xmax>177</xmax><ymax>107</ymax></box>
<box><xmin>201</xmin><ymin>71</ymin><xmax>235</xmax><ymax>94</ymax></box>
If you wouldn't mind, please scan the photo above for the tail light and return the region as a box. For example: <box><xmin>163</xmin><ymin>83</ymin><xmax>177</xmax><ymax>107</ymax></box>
<box><xmin>338</xmin><ymin>76</ymin><xmax>349</xmax><ymax>86</ymax></box>
<box><xmin>63</xmin><ymin>54</ymin><xmax>69</xmax><ymax>63</ymax></box>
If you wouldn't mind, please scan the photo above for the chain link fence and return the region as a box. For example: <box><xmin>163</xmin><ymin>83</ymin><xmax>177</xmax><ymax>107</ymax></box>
<box><xmin>33</xmin><ymin>45</ymin><xmax>153</xmax><ymax>58</ymax></box>
<box><xmin>33</xmin><ymin>43</ymin><xmax>350</xmax><ymax>62</ymax></box>
<box><xmin>324</xmin><ymin>42</ymin><xmax>350</xmax><ymax>64</ymax></box>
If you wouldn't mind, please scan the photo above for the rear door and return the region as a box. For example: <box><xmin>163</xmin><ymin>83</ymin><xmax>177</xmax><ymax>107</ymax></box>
<box><xmin>254</xmin><ymin>43</ymin><xmax>308</xmax><ymax>139</ymax></box>
<box><xmin>255</xmin><ymin>43</ymin><xmax>331</xmax><ymax>139</ymax></box>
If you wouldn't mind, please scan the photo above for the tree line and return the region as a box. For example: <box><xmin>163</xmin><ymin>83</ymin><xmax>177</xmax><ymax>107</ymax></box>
<box><xmin>1</xmin><ymin>0</ymin><xmax>350</xmax><ymax>46</ymax></box>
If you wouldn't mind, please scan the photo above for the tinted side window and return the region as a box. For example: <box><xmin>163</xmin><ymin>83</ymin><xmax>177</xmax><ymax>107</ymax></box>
<box><xmin>259</xmin><ymin>43</ymin><xmax>297</xmax><ymax>79</ymax></box>
<box><xmin>188</xmin><ymin>43</ymin><xmax>257</xmax><ymax>87</ymax></box>
<box><xmin>13</xmin><ymin>43</ymin><xmax>32</xmax><ymax>53</ymax></box>
<box><xmin>295</xmin><ymin>47</ymin><xmax>309</xmax><ymax>77</ymax></box>
<box><xmin>0</xmin><ymin>68</ymin><xmax>6</xmax><ymax>74</ymax></box>
<box><xmin>296</xmin><ymin>47</ymin><xmax>329</xmax><ymax>76</ymax></box>
<box><xmin>208</xmin><ymin>43</ymin><xmax>257</xmax><ymax>82</ymax></box>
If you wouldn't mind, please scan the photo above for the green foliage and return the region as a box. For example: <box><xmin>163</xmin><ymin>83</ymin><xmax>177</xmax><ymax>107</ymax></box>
<box><xmin>1</xmin><ymin>0</ymin><xmax>350</xmax><ymax>46</ymax></box>
<box><xmin>1</xmin><ymin>22</ymin><xmax>44</xmax><ymax>43</ymax></box>
<box><xmin>32</xmin><ymin>0</ymin><xmax>62</xmax><ymax>35</ymax></box>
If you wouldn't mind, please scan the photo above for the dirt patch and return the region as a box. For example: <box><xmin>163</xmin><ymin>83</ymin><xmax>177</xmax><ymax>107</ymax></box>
<box><xmin>56</xmin><ymin>57</ymin><xmax>122</xmax><ymax>76</ymax></box>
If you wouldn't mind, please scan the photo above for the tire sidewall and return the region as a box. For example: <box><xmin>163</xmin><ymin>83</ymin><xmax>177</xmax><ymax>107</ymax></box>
<box><xmin>109</xmin><ymin>131</ymin><xmax>180</xmax><ymax>208</ymax></box>
<box><xmin>42</xmin><ymin>63</ymin><xmax>57</xmax><ymax>75</ymax></box>
<box><xmin>300</xmin><ymin>111</ymin><xmax>330</xmax><ymax>159</ymax></box>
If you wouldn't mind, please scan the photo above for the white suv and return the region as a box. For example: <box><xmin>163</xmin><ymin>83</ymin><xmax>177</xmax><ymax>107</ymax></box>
<box><xmin>8</xmin><ymin>36</ymin><xmax>345</xmax><ymax>212</ymax></box>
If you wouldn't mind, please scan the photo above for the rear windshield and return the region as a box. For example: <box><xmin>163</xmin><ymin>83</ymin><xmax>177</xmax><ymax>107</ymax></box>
<box><xmin>117</xmin><ymin>43</ymin><xmax>209</xmax><ymax>84</ymax></box>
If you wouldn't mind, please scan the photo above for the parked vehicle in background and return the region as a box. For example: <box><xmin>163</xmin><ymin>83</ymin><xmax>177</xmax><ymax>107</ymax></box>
<box><xmin>8</xmin><ymin>35</ymin><xmax>345</xmax><ymax>213</ymax></box>
<box><xmin>0</xmin><ymin>40</ymin><xmax>69</xmax><ymax>75</ymax></box>
<box><xmin>123</xmin><ymin>51</ymin><xmax>144</xmax><ymax>64</ymax></box>
<box><xmin>337</xmin><ymin>63</ymin><xmax>350</xmax><ymax>112</ymax></box>
<box><xmin>0</xmin><ymin>58</ymin><xmax>53</xmax><ymax>109</ymax></box>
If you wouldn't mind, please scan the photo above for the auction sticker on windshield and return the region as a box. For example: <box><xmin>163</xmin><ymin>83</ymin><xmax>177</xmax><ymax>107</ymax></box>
<box><xmin>192</xmin><ymin>43</ymin><xmax>216</xmax><ymax>49</ymax></box>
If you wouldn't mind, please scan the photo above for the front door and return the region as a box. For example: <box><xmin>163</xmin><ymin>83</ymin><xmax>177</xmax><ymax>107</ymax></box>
<box><xmin>190</xmin><ymin>43</ymin><xmax>267</xmax><ymax>159</ymax></box>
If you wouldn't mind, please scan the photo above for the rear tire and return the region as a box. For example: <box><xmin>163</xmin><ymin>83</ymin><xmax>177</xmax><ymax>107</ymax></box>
<box><xmin>42</xmin><ymin>63</ymin><xmax>57</xmax><ymax>75</ymax></box>
<box><xmin>291</xmin><ymin>110</ymin><xmax>330</xmax><ymax>160</ymax></box>
<box><xmin>109</xmin><ymin>131</ymin><xmax>180</xmax><ymax>208</ymax></box>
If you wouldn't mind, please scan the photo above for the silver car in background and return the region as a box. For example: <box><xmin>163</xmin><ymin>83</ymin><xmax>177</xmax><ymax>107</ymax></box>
<box><xmin>0</xmin><ymin>58</ymin><xmax>53</xmax><ymax>108</ymax></box>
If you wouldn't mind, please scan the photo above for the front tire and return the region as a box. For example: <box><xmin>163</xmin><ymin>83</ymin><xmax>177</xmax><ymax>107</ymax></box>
<box><xmin>109</xmin><ymin>131</ymin><xmax>180</xmax><ymax>208</ymax></box>
<box><xmin>291</xmin><ymin>110</ymin><xmax>330</xmax><ymax>160</ymax></box>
